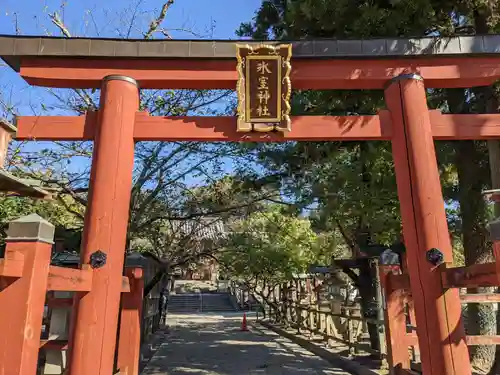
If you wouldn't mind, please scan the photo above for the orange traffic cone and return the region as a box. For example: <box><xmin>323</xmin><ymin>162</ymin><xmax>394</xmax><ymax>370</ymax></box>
<box><xmin>240</xmin><ymin>312</ymin><xmax>249</xmax><ymax>332</ymax></box>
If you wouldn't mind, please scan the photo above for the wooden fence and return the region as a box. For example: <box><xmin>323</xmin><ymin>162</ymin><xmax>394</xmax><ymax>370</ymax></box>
<box><xmin>252</xmin><ymin>277</ymin><xmax>389</xmax><ymax>368</ymax></box>
<box><xmin>266</xmin><ymin>301</ymin><xmax>385</xmax><ymax>356</ymax></box>
<box><xmin>126</xmin><ymin>253</ymin><xmax>167</xmax><ymax>345</ymax></box>
<box><xmin>381</xmin><ymin>263</ymin><xmax>500</xmax><ymax>374</ymax></box>
<box><xmin>0</xmin><ymin>214</ymin><xmax>167</xmax><ymax>375</ymax></box>
<box><xmin>248</xmin><ymin>266</ymin><xmax>500</xmax><ymax>375</ymax></box>
<box><xmin>38</xmin><ymin>252</ymin><xmax>167</xmax><ymax>374</ymax></box>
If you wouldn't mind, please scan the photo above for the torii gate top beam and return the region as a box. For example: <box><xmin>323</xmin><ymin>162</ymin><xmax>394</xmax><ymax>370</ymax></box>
<box><xmin>2</xmin><ymin>34</ymin><xmax>500</xmax><ymax>89</ymax></box>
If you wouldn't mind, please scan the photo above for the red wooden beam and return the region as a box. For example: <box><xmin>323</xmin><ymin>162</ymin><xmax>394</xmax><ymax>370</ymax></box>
<box><xmin>121</xmin><ymin>275</ymin><xmax>131</xmax><ymax>293</ymax></box>
<box><xmin>403</xmin><ymin>334</ymin><xmax>420</xmax><ymax>347</ymax></box>
<box><xmin>428</xmin><ymin>111</ymin><xmax>500</xmax><ymax>140</ymax></box>
<box><xmin>47</xmin><ymin>265</ymin><xmax>93</xmax><ymax>292</ymax></box>
<box><xmin>387</xmin><ymin>289</ymin><xmax>500</xmax><ymax>302</ymax></box>
<box><xmin>377</xmin><ymin>286</ymin><xmax>500</xmax><ymax>304</ymax></box>
<box><xmin>442</xmin><ymin>262</ymin><xmax>500</xmax><ymax>289</ymax></box>
<box><xmin>16</xmin><ymin>112</ymin><xmax>392</xmax><ymax>141</ymax></box>
<box><xmin>460</xmin><ymin>293</ymin><xmax>500</xmax><ymax>303</ymax></box>
<box><xmin>16</xmin><ymin>110</ymin><xmax>500</xmax><ymax>142</ymax></box>
<box><xmin>45</xmin><ymin>278</ymin><xmax>130</xmax><ymax>309</ymax></box>
<box><xmin>39</xmin><ymin>339</ymin><xmax>69</xmax><ymax>350</ymax></box>
<box><xmin>407</xmin><ymin>334</ymin><xmax>500</xmax><ymax>346</ymax></box>
<box><xmin>0</xmin><ymin>258</ymin><xmax>23</xmax><ymax>278</ymax></box>
<box><xmin>379</xmin><ymin>266</ymin><xmax>412</xmax><ymax>371</ymax></box>
<box><xmin>19</xmin><ymin>57</ymin><xmax>500</xmax><ymax>90</ymax></box>
<box><xmin>15</xmin><ymin>111</ymin><xmax>98</xmax><ymax>140</ymax></box>
<box><xmin>117</xmin><ymin>268</ymin><xmax>144</xmax><ymax>375</ymax></box>
<box><xmin>465</xmin><ymin>336</ymin><xmax>500</xmax><ymax>346</ymax></box>
<box><xmin>133</xmin><ymin>112</ymin><xmax>392</xmax><ymax>141</ymax></box>
<box><xmin>388</xmin><ymin>273</ymin><xmax>410</xmax><ymax>291</ymax></box>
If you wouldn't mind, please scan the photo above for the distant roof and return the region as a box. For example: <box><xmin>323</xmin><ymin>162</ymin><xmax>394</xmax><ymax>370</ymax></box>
<box><xmin>1</xmin><ymin>34</ymin><xmax>500</xmax><ymax>71</ymax></box>
<box><xmin>0</xmin><ymin>169</ymin><xmax>50</xmax><ymax>198</ymax></box>
<box><xmin>0</xmin><ymin>119</ymin><xmax>50</xmax><ymax>198</ymax></box>
<box><xmin>168</xmin><ymin>217</ymin><xmax>226</xmax><ymax>241</ymax></box>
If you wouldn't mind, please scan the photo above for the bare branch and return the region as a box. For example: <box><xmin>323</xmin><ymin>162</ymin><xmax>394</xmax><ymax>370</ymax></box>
<box><xmin>159</xmin><ymin>27</ymin><xmax>214</xmax><ymax>39</ymax></box>
<box><xmin>136</xmin><ymin>195</ymin><xmax>275</xmax><ymax>231</ymax></box>
<box><xmin>45</xmin><ymin>13</ymin><xmax>98</xmax><ymax>112</ymax></box>
<box><xmin>12</xmin><ymin>12</ymin><xmax>21</xmax><ymax>35</ymax></box>
<box><xmin>126</xmin><ymin>0</ymin><xmax>145</xmax><ymax>38</ymax></box>
<box><xmin>144</xmin><ymin>1</ymin><xmax>175</xmax><ymax>39</ymax></box>
<box><xmin>49</xmin><ymin>11</ymin><xmax>72</xmax><ymax>37</ymax></box>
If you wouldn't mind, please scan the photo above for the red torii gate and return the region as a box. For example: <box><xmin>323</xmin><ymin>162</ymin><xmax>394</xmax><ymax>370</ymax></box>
<box><xmin>3</xmin><ymin>35</ymin><xmax>500</xmax><ymax>375</ymax></box>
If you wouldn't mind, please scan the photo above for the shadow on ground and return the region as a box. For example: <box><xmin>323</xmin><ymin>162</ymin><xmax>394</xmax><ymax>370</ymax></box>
<box><xmin>141</xmin><ymin>315</ymin><xmax>353</xmax><ymax>375</ymax></box>
<box><xmin>290</xmin><ymin>330</ymin><xmax>385</xmax><ymax>372</ymax></box>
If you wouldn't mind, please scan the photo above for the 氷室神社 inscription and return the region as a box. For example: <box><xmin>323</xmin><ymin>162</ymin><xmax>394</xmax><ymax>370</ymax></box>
<box><xmin>236</xmin><ymin>44</ymin><xmax>292</xmax><ymax>133</ymax></box>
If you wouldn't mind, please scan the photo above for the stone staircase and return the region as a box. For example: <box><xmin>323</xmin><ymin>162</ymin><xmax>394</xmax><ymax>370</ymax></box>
<box><xmin>201</xmin><ymin>293</ymin><xmax>236</xmax><ymax>312</ymax></box>
<box><xmin>168</xmin><ymin>293</ymin><xmax>236</xmax><ymax>313</ymax></box>
<box><xmin>168</xmin><ymin>294</ymin><xmax>202</xmax><ymax>313</ymax></box>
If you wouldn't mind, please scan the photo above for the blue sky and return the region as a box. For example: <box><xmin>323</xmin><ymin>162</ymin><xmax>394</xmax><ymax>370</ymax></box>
<box><xmin>0</xmin><ymin>0</ymin><xmax>261</xmax><ymax>38</ymax></box>
<box><xmin>0</xmin><ymin>0</ymin><xmax>263</xmax><ymax>182</ymax></box>
<box><xmin>1</xmin><ymin>0</ymin><xmax>261</xmax><ymax>115</ymax></box>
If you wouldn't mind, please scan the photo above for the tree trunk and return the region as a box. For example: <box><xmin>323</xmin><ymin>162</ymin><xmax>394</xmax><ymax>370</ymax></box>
<box><xmin>488</xmin><ymin>134</ymin><xmax>500</xmax><ymax>375</ymax></box>
<box><xmin>466</xmin><ymin>10</ymin><xmax>500</xmax><ymax>373</ymax></box>
<box><xmin>477</xmin><ymin>84</ymin><xmax>500</xmax><ymax>375</ymax></box>
<box><xmin>357</xmin><ymin>258</ymin><xmax>382</xmax><ymax>352</ymax></box>
<box><xmin>476</xmin><ymin>74</ymin><xmax>500</xmax><ymax>375</ymax></box>
<box><xmin>450</xmin><ymin>88</ymin><xmax>496</xmax><ymax>373</ymax></box>
<box><xmin>457</xmin><ymin>139</ymin><xmax>496</xmax><ymax>373</ymax></box>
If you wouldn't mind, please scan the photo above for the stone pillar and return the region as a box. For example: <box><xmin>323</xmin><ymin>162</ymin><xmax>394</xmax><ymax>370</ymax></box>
<box><xmin>385</xmin><ymin>74</ymin><xmax>470</xmax><ymax>375</ymax></box>
<box><xmin>69</xmin><ymin>75</ymin><xmax>139</xmax><ymax>375</ymax></box>
<box><xmin>0</xmin><ymin>214</ymin><xmax>54</xmax><ymax>374</ymax></box>
<box><xmin>43</xmin><ymin>291</ymin><xmax>72</xmax><ymax>375</ymax></box>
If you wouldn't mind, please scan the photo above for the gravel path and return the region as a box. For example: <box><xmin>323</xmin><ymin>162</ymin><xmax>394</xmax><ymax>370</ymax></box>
<box><xmin>142</xmin><ymin>313</ymin><xmax>353</xmax><ymax>375</ymax></box>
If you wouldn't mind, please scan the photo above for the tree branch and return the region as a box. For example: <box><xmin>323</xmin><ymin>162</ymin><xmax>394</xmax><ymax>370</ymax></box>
<box><xmin>135</xmin><ymin>195</ymin><xmax>272</xmax><ymax>231</ymax></box>
<box><xmin>335</xmin><ymin>218</ymin><xmax>356</xmax><ymax>251</ymax></box>
<box><xmin>49</xmin><ymin>11</ymin><xmax>72</xmax><ymax>37</ymax></box>
<box><xmin>144</xmin><ymin>1</ymin><xmax>175</xmax><ymax>39</ymax></box>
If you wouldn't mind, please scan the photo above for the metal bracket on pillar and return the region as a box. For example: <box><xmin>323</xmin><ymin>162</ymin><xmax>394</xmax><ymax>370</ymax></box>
<box><xmin>426</xmin><ymin>248</ymin><xmax>444</xmax><ymax>266</ymax></box>
<box><xmin>89</xmin><ymin>250</ymin><xmax>107</xmax><ymax>269</ymax></box>
<box><xmin>102</xmin><ymin>75</ymin><xmax>138</xmax><ymax>87</ymax></box>
<box><xmin>384</xmin><ymin>73</ymin><xmax>423</xmax><ymax>89</ymax></box>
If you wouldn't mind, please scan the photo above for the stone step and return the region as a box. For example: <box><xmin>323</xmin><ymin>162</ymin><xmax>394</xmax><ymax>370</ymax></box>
<box><xmin>167</xmin><ymin>293</ymin><xmax>236</xmax><ymax>313</ymax></box>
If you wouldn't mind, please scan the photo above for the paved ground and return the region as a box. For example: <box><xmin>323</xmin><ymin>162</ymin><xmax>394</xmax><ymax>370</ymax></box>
<box><xmin>142</xmin><ymin>313</ymin><xmax>353</xmax><ymax>375</ymax></box>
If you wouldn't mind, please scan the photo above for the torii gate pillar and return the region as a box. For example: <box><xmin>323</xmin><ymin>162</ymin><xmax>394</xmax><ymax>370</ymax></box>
<box><xmin>385</xmin><ymin>74</ymin><xmax>470</xmax><ymax>375</ymax></box>
<box><xmin>69</xmin><ymin>75</ymin><xmax>139</xmax><ymax>375</ymax></box>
